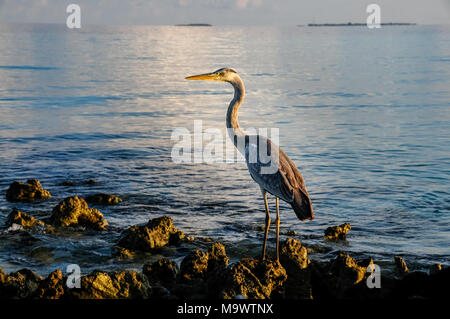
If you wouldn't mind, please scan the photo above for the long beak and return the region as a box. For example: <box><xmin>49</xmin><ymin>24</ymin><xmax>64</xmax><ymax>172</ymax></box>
<box><xmin>185</xmin><ymin>72</ymin><xmax>217</xmax><ymax>81</ymax></box>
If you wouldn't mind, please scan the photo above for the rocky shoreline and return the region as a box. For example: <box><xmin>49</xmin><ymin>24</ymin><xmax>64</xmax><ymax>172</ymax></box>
<box><xmin>0</xmin><ymin>180</ymin><xmax>448</xmax><ymax>299</ymax></box>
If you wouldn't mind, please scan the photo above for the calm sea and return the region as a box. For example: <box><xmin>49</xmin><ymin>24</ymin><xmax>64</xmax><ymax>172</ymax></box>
<box><xmin>0</xmin><ymin>24</ymin><xmax>449</xmax><ymax>274</ymax></box>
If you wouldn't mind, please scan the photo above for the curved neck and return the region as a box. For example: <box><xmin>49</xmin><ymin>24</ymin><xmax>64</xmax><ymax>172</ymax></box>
<box><xmin>226</xmin><ymin>75</ymin><xmax>246</xmax><ymax>144</ymax></box>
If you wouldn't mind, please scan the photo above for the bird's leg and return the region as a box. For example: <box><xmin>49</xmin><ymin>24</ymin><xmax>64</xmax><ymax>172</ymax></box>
<box><xmin>261</xmin><ymin>190</ymin><xmax>271</xmax><ymax>261</ymax></box>
<box><xmin>276</xmin><ymin>197</ymin><xmax>280</xmax><ymax>262</ymax></box>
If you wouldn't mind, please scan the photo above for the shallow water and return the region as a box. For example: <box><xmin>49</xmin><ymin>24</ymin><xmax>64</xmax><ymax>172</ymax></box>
<box><xmin>0</xmin><ymin>24</ymin><xmax>449</xmax><ymax>275</ymax></box>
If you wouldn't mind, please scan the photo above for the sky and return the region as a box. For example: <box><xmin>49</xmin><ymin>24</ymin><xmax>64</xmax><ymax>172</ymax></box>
<box><xmin>0</xmin><ymin>0</ymin><xmax>449</xmax><ymax>25</ymax></box>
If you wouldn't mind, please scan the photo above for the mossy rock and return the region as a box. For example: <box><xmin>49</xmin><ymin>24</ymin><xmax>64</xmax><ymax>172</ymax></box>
<box><xmin>6</xmin><ymin>180</ymin><xmax>51</xmax><ymax>202</ymax></box>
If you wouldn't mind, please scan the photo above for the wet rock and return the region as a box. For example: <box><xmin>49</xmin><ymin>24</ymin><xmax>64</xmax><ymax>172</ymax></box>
<box><xmin>330</xmin><ymin>253</ymin><xmax>367</xmax><ymax>286</ymax></box>
<box><xmin>59</xmin><ymin>180</ymin><xmax>75</xmax><ymax>186</ymax></box>
<box><xmin>179</xmin><ymin>242</ymin><xmax>229</xmax><ymax>282</ymax></box>
<box><xmin>306</xmin><ymin>244</ymin><xmax>331</xmax><ymax>254</ymax></box>
<box><xmin>85</xmin><ymin>193</ymin><xmax>122</xmax><ymax>205</ymax></box>
<box><xmin>311</xmin><ymin>253</ymin><xmax>370</xmax><ymax>299</ymax></box>
<box><xmin>279</xmin><ymin>238</ymin><xmax>312</xmax><ymax>299</ymax></box>
<box><xmin>6</xmin><ymin>179</ymin><xmax>51</xmax><ymax>202</ymax></box>
<box><xmin>283</xmin><ymin>230</ymin><xmax>297</xmax><ymax>236</ymax></box>
<box><xmin>84</xmin><ymin>179</ymin><xmax>97</xmax><ymax>185</ymax></box>
<box><xmin>5</xmin><ymin>208</ymin><xmax>45</xmax><ymax>228</ymax></box>
<box><xmin>208</xmin><ymin>242</ymin><xmax>230</xmax><ymax>273</ymax></box>
<box><xmin>0</xmin><ymin>267</ymin><xmax>7</xmax><ymax>284</ymax></box>
<box><xmin>117</xmin><ymin>216</ymin><xmax>184</xmax><ymax>252</ymax></box>
<box><xmin>33</xmin><ymin>269</ymin><xmax>65</xmax><ymax>299</ymax></box>
<box><xmin>280</xmin><ymin>238</ymin><xmax>309</xmax><ymax>269</ymax></box>
<box><xmin>430</xmin><ymin>263</ymin><xmax>442</xmax><ymax>275</ymax></box>
<box><xmin>0</xmin><ymin>268</ymin><xmax>44</xmax><ymax>299</ymax></box>
<box><xmin>176</xmin><ymin>242</ymin><xmax>229</xmax><ymax>298</ymax></box>
<box><xmin>180</xmin><ymin>250</ymin><xmax>209</xmax><ymax>281</ymax></box>
<box><xmin>70</xmin><ymin>270</ymin><xmax>151</xmax><ymax>299</ymax></box>
<box><xmin>47</xmin><ymin>196</ymin><xmax>108</xmax><ymax>230</ymax></box>
<box><xmin>389</xmin><ymin>266</ymin><xmax>449</xmax><ymax>299</ymax></box>
<box><xmin>143</xmin><ymin>258</ymin><xmax>179</xmax><ymax>289</ymax></box>
<box><xmin>428</xmin><ymin>266</ymin><xmax>449</xmax><ymax>299</ymax></box>
<box><xmin>394</xmin><ymin>256</ymin><xmax>409</xmax><ymax>275</ymax></box>
<box><xmin>394</xmin><ymin>271</ymin><xmax>430</xmax><ymax>299</ymax></box>
<box><xmin>112</xmin><ymin>246</ymin><xmax>135</xmax><ymax>260</ymax></box>
<box><xmin>220</xmin><ymin>258</ymin><xmax>287</xmax><ymax>299</ymax></box>
<box><xmin>324</xmin><ymin>223</ymin><xmax>351</xmax><ymax>240</ymax></box>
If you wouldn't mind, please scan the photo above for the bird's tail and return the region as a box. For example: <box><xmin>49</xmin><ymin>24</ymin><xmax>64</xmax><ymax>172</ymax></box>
<box><xmin>291</xmin><ymin>188</ymin><xmax>314</xmax><ymax>221</ymax></box>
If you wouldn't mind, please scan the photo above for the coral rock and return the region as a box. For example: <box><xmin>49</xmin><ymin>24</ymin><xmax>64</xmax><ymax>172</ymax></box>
<box><xmin>143</xmin><ymin>258</ymin><xmax>179</xmax><ymax>288</ymax></box>
<box><xmin>6</xmin><ymin>179</ymin><xmax>51</xmax><ymax>202</ymax></box>
<box><xmin>59</xmin><ymin>180</ymin><xmax>75</xmax><ymax>186</ymax></box>
<box><xmin>325</xmin><ymin>223</ymin><xmax>351</xmax><ymax>240</ymax></box>
<box><xmin>279</xmin><ymin>238</ymin><xmax>312</xmax><ymax>299</ymax></box>
<box><xmin>85</xmin><ymin>193</ymin><xmax>122</xmax><ymax>205</ymax></box>
<box><xmin>5</xmin><ymin>208</ymin><xmax>45</xmax><ymax>228</ymax></box>
<box><xmin>117</xmin><ymin>216</ymin><xmax>184</xmax><ymax>252</ymax></box>
<box><xmin>47</xmin><ymin>196</ymin><xmax>108</xmax><ymax>230</ymax></box>
<box><xmin>70</xmin><ymin>270</ymin><xmax>151</xmax><ymax>299</ymax></box>
<box><xmin>394</xmin><ymin>256</ymin><xmax>409</xmax><ymax>274</ymax></box>
<box><xmin>0</xmin><ymin>268</ymin><xmax>44</xmax><ymax>299</ymax></box>
<box><xmin>330</xmin><ymin>253</ymin><xmax>367</xmax><ymax>286</ymax></box>
<box><xmin>180</xmin><ymin>250</ymin><xmax>209</xmax><ymax>281</ymax></box>
<box><xmin>33</xmin><ymin>269</ymin><xmax>65</xmax><ymax>299</ymax></box>
<box><xmin>430</xmin><ymin>263</ymin><xmax>442</xmax><ymax>275</ymax></box>
<box><xmin>280</xmin><ymin>238</ymin><xmax>309</xmax><ymax>269</ymax></box>
<box><xmin>221</xmin><ymin>258</ymin><xmax>287</xmax><ymax>299</ymax></box>
<box><xmin>208</xmin><ymin>242</ymin><xmax>230</xmax><ymax>272</ymax></box>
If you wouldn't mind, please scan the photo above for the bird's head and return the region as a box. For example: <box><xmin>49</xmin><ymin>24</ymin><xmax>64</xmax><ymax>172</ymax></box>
<box><xmin>185</xmin><ymin>68</ymin><xmax>238</xmax><ymax>83</ymax></box>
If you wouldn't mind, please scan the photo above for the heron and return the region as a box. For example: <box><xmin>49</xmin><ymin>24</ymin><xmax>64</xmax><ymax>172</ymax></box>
<box><xmin>186</xmin><ymin>68</ymin><xmax>314</xmax><ymax>261</ymax></box>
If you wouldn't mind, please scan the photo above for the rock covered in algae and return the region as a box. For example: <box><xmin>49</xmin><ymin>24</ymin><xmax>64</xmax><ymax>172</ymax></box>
<box><xmin>180</xmin><ymin>250</ymin><xmax>209</xmax><ymax>281</ymax></box>
<box><xmin>430</xmin><ymin>263</ymin><xmax>442</xmax><ymax>275</ymax></box>
<box><xmin>58</xmin><ymin>180</ymin><xmax>75</xmax><ymax>186</ymax></box>
<box><xmin>325</xmin><ymin>223</ymin><xmax>351</xmax><ymax>240</ymax></box>
<box><xmin>6</xmin><ymin>179</ymin><xmax>51</xmax><ymax>202</ymax></box>
<box><xmin>279</xmin><ymin>238</ymin><xmax>312</xmax><ymax>299</ymax></box>
<box><xmin>329</xmin><ymin>253</ymin><xmax>369</xmax><ymax>288</ymax></box>
<box><xmin>0</xmin><ymin>268</ymin><xmax>44</xmax><ymax>299</ymax></box>
<box><xmin>220</xmin><ymin>258</ymin><xmax>287</xmax><ymax>299</ymax></box>
<box><xmin>175</xmin><ymin>242</ymin><xmax>229</xmax><ymax>298</ymax></box>
<box><xmin>85</xmin><ymin>193</ymin><xmax>122</xmax><ymax>205</ymax></box>
<box><xmin>5</xmin><ymin>208</ymin><xmax>45</xmax><ymax>228</ymax></box>
<box><xmin>112</xmin><ymin>246</ymin><xmax>135</xmax><ymax>260</ymax></box>
<box><xmin>117</xmin><ymin>216</ymin><xmax>184</xmax><ymax>252</ymax></box>
<box><xmin>143</xmin><ymin>258</ymin><xmax>179</xmax><ymax>289</ymax></box>
<box><xmin>394</xmin><ymin>255</ymin><xmax>409</xmax><ymax>275</ymax></box>
<box><xmin>47</xmin><ymin>196</ymin><xmax>108</xmax><ymax>230</ymax></box>
<box><xmin>69</xmin><ymin>270</ymin><xmax>151</xmax><ymax>299</ymax></box>
<box><xmin>33</xmin><ymin>269</ymin><xmax>65</xmax><ymax>299</ymax></box>
<box><xmin>311</xmin><ymin>252</ymin><xmax>373</xmax><ymax>299</ymax></box>
<box><xmin>179</xmin><ymin>242</ymin><xmax>229</xmax><ymax>281</ymax></box>
<box><xmin>280</xmin><ymin>238</ymin><xmax>309</xmax><ymax>269</ymax></box>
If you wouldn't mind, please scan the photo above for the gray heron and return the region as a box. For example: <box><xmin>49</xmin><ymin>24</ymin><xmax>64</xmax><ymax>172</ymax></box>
<box><xmin>186</xmin><ymin>68</ymin><xmax>314</xmax><ymax>261</ymax></box>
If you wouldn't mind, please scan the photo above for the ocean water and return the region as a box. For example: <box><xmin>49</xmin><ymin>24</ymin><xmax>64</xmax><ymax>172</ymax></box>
<box><xmin>0</xmin><ymin>24</ymin><xmax>449</xmax><ymax>275</ymax></box>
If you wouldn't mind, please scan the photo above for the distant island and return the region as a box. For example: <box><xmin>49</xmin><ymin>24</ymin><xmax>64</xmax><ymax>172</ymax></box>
<box><xmin>302</xmin><ymin>22</ymin><xmax>416</xmax><ymax>27</ymax></box>
<box><xmin>175</xmin><ymin>23</ymin><xmax>212</xmax><ymax>27</ymax></box>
